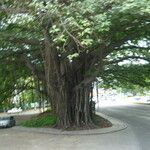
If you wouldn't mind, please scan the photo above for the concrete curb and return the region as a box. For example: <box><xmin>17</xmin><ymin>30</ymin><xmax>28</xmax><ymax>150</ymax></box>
<box><xmin>12</xmin><ymin>112</ymin><xmax>128</xmax><ymax>135</ymax></box>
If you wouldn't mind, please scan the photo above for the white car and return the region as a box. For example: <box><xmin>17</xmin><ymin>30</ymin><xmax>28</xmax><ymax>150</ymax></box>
<box><xmin>0</xmin><ymin>116</ymin><xmax>16</xmax><ymax>128</ymax></box>
<box><xmin>7</xmin><ymin>108</ymin><xmax>22</xmax><ymax>114</ymax></box>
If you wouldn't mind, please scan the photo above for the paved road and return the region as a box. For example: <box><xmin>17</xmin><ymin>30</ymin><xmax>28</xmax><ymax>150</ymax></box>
<box><xmin>98</xmin><ymin>104</ymin><xmax>150</xmax><ymax>150</ymax></box>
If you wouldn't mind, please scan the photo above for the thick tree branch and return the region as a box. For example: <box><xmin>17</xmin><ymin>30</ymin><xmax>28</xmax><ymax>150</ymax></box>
<box><xmin>20</xmin><ymin>55</ymin><xmax>45</xmax><ymax>82</ymax></box>
<box><xmin>9</xmin><ymin>37</ymin><xmax>43</xmax><ymax>46</ymax></box>
<box><xmin>0</xmin><ymin>7</ymin><xmax>28</xmax><ymax>14</ymax></box>
<box><xmin>106</xmin><ymin>56</ymin><xmax>150</xmax><ymax>65</ymax></box>
<box><xmin>115</xmin><ymin>45</ymin><xmax>150</xmax><ymax>51</ymax></box>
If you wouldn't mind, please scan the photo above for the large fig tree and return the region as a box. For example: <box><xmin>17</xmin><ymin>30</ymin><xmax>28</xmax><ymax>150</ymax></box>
<box><xmin>0</xmin><ymin>0</ymin><xmax>150</xmax><ymax>128</ymax></box>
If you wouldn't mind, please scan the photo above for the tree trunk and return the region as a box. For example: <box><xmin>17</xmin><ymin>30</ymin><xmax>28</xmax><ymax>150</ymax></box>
<box><xmin>44</xmin><ymin>61</ymin><xmax>95</xmax><ymax>128</ymax></box>
<box><xmin>42</xmin><ymin>29</ymin><xmax>95</xmax><ymax>129</ymax></box>
<box><xmin>52</xmin><ymin>81</ymin><xmax>95</xmax><ymax>129</ymax></box>
<box><xmin>43</xmin><ymin>54</ymin><xmax>95</xmax><ymax>128</ymax></box>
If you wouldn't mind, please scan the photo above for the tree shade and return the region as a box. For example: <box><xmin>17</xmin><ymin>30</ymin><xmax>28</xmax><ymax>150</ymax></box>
<box><xmin>0</xmin><ymin>0</ymin><xmax>150</xmax><ymax>128</ymax></box>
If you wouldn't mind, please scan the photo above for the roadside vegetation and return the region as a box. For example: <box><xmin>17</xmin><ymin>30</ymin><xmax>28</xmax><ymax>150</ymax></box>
<box><xmin>20</xmin><ymin>111</ymin><xmax>112</xmax><ymax>129</ymax></box>
<box><xmin>21</xmin><ymin>112</ymin><xmax>57</xmax><ymax>127</ymax></box>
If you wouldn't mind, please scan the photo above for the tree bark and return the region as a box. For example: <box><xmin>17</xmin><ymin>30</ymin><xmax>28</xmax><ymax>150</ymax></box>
<box><xmin>44</xmin><ymin>56</ymin><xmax>95</xmax><ymax>128</ymax></box>
<box><xmin>41</xmin><ymin>27</ymin><xmax>96</xmax><ymax>129</ymax></box>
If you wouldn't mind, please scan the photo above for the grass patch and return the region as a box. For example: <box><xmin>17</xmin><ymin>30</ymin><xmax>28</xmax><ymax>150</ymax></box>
<box><xmin>21</xmin><ymin>113</ymin><xmax>57</xmax><ymax>127</ymax></box>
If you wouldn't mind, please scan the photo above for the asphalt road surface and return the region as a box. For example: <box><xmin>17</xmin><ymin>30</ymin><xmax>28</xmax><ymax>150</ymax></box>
<box><xmin>98</xmin><ymin>104</ymin><xmax>150</xmax><ymax>150</ymax></box>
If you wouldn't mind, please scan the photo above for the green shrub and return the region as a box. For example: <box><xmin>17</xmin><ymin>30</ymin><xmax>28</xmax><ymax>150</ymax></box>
<box><xmin>21</xmin><ymin>114</ymin><xmax>57</xmax><ymax>127</ymax></box>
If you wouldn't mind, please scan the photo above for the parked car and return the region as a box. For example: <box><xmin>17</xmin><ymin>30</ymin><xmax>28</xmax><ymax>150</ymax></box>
<box><xmin>0</xmin><ymin>116</ymin><xmax>16</xmax><ymax>128</ymax></box>
<box><xmin>7</xmin><ymin>107</ymin><xmax>22</xmax><ymax>114</ymax></box>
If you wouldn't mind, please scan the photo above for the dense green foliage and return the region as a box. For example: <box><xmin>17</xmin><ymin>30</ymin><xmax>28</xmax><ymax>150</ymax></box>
<box><xmin>100</xmin><ymin>64</ymin><xmax>150</xmax><ymax>89</ymax></box>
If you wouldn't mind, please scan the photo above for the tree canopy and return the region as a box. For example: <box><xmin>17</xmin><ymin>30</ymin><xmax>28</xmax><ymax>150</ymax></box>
<box><xmin>0</xmin><ymin>0</ymin><xmax>150</xmax><ymax>128</ymax></box>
